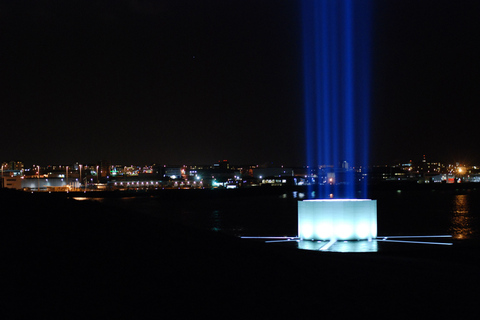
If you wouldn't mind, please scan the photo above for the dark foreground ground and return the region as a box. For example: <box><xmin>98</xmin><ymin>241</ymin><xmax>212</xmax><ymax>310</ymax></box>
<box><xmin>3</xmin><ymin>189</ymin><xmax>480</xmax><ymax>318</ymax></box>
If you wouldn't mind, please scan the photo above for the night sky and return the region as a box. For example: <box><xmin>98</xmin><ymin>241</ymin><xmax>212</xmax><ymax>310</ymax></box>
<box><xmin>2</xmin><ymin>0</ymin><xmax>480</xmax><ymax>167</ymax></box>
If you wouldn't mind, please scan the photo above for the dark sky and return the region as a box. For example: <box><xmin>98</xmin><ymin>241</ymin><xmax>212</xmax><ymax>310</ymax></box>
<box><xmin>372</xmin><ymin>0</ymin><xmax>480</xmax><ymax>166</ymax></box>
<box><xmin>2</xmin><ymin>0</ymin><xmax>480</xmax><ymax>167</ymax></box>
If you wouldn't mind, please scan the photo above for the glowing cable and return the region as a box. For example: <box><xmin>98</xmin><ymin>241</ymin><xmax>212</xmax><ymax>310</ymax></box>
<box><xmin>377</xmin><ymin>239</ymin><xmax>453</xmax><ymax>246</ymax></box>
<box><xmin>241</xmin><ymin>236</ymin><xmax>299</xmax><ymax>239</ymax></box>
<box><xmin>265</xmin><ymin>239</ymin><xmax>298</xmax><ymax>243</ymax></box>
<box><xmin>377</xmin><ymin>235</ymin><xmax>452</xmax><ymax>239</ymax></box>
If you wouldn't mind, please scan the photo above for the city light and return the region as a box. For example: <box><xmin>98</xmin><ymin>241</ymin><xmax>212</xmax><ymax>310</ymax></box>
<box><xmin>3</xmin><ymin>158</ymin><xmax>480</xmax><ymax>193</ymax></box>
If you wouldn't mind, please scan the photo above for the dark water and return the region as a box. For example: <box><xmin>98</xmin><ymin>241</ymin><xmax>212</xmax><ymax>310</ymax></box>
<box><xmin>374</xmin><ymin>189</ymin><xmax>479</xmax><ymax>240</ymax></box>
<box><xmin>145</xmin><ymin>188</ymin><xmax>480</xmax><ymax>241</ymax></box>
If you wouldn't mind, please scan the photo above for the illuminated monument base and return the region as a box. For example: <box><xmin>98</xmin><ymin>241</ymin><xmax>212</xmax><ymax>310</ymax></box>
<box><xmin>241</xmin><ymin>199</ymin><xmax>452</xmax><ymax>253</ymax></box>
<box><xmin>298</xmin><ymin>199</ymin><xmax>377</xmax><ymax>241</ymax></box>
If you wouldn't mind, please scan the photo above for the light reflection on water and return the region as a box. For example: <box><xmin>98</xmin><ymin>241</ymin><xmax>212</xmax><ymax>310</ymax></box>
<box><xmin>450</xmin><ymin>194</ymin><xmax>474</xmax><ymax>239</ymax></box>
<box><xmin>297</xmin><ymin>240</ymin><xmax>378</xmax><ymax>252</ymax></box>
<box><xmin>210</xmin><ymin>210</ymin><xmax>222</xmax><ymax>232</ymax></box>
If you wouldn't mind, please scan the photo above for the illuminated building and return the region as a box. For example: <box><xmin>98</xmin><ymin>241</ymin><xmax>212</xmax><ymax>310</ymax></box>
<box><xmin>98</xmin><ymin>160</ymin><xmax>111</xmax><ymax>179</ymax></box>
<box><xmin>252</xmin><ymin>168</ymin><xmax>294</xmax><ymax>179</ymax></box>
<box><xmin>9</xmin><ymin>161</ymin><xmax>24</xmax><ymax>171</ymax></box>
<box><xmin>213</xmin><ymin>160</ymin><xmax>230</xmax><ymax>170</ymax></box>
<box><xmin>164</xmin><ymin>167</ymin><xmax>182</xmax><ymax>179</ymax></box>
<box><xmin>2</xmin><ymin>176</ymin><xmax>22</xmax><ymax>189</ymax></box>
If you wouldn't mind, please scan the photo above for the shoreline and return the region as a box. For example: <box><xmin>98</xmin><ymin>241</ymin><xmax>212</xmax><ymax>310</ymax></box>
<box><xmin>3</xmin><ymin>180</ymin><xmax>480</xmax><ymax>200</ymax></box>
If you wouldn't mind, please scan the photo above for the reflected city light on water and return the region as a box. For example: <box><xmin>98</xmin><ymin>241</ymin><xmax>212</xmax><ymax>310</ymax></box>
<box><xmin>72</xmin><ymin>197</ymin><xmax>106</xmax><ymax>202</ymax></box>
<box><xmin>450</xmin><ymin>195</ymin><xmax>473</xmax><ymax>239</ymax></box>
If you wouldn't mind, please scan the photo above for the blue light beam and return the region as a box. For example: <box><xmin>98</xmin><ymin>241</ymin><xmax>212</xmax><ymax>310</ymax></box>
<box><xmin>302</xmin><ymin>0</ymin><xmax>372</xmax><ymax>199</ymax></box>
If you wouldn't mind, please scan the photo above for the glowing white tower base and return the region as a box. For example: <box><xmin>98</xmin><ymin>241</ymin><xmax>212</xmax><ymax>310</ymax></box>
<box><xmin>242</xmin><ymin>199</ymin><xmax>452</xmax><ymax>252</ymax></box>
<box><xmin>298</xmin><ymin>199</ymin><xmax>377</xmax><ymax>241</ymax></box>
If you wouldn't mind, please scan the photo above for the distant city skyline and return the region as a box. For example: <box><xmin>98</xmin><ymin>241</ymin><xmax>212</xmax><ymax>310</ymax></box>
<box><xmin>3</xmin><ymin>153</ymin><xmax>480</xmax><ymax>192</ymax></box>
<box><xmin>2</xmin><ymin>153</ymin><xmax>478</xmax><ymax>169</ymax></box>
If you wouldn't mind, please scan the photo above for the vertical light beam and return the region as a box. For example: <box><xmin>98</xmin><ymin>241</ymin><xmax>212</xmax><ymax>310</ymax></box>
<box><xmin>302</xmin><ymin>0</ymin><xmax>371</xmax><ymax>199</ymax></box>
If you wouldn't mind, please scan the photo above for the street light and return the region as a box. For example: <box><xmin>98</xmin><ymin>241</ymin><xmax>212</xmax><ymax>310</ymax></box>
<box><xmin>79</xmin><ymin>164</ymin><xmax>82</xmax><ymax>192</ymax></box>
<box><xmin>37</xmin><ymin>165</ymin><xmax>40</xmax><ymax>192</ymax></box>
<box><xmin>66</xmin><ymin>166</ymin><xmax>69</xmax><ymax>192</ymax></box>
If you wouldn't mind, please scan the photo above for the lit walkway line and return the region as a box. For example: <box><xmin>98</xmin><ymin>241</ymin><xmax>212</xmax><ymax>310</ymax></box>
<box><xmin>265</xmin><ymin>239</ymin><xmax>298</xmax><ymax>243</ymax></box>
<box><xmin>319</xmin><ymin>239</ymin><xmax>337</xmax><ymax>251</ymax></box>
<box><xmin>377</xmin><ymin>239</ymin><xmax>453</xmax><ymax>246</ymax></box>
<box><xmin>377</xmin><ymin>235</ymin><xmax>452</xmax><ymax>239</ymax></box>
<box><xmin>241</xmin><ymin>235</ymin><xmax>454</xmax><ymax>250</ymax></box>
<box><xmin>241</xmin><ymin>236</ymin><xmax>299</xmax><ymax>240</ymax></box>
